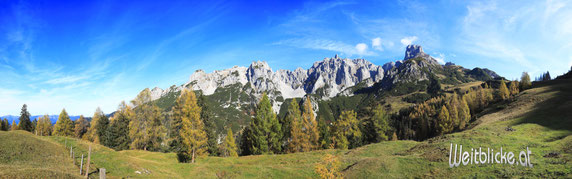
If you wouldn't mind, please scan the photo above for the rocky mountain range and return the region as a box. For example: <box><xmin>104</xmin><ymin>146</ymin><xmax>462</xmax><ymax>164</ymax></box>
<box><xmin>146</xmin><ymin>45</ymin><xmax>502</xmax><ymax>137</ymax></box>
<box><xmin>150</xmin><ymin>45</ymin><xmax>451</xmax><ymax>111</ymax></box>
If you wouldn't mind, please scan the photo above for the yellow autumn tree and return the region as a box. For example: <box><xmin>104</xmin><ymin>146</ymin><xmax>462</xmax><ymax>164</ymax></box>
<box><xmin>315</xmin><ymin>154</ymin><xmax>342</xmax><ymax>179</ymax></box>
<box><xmin>302</xmin><ymin>96</ymin><xmax>319</xmax><ymax>151</ymax></box>
<box><xmin>175</xmin><ymin>89</ymin><xmax>207</xmax><ymax>163</ymax></box>
<box><xmin>36</xmin><ymin>115</ymin><xmax>52</xmax><ymax>136</ymax></box>
<box><xmin>498</xmin><ymin>80</ymin><xmax>510</xmax><ymax>100</ymax></box>
<box><xmin>53</xmin><ymin>109</ymin><xmax>74</xmax><ymax>137</ymax></box>
<box><xmin>287</xmin><ymin>99</ymin><xmax>303</xmax><ymax>153</ymax></box>
<box><xmin>332</xmin><ymin>110</ymin><xmax>361</xmax><ymax>149</ymax></box>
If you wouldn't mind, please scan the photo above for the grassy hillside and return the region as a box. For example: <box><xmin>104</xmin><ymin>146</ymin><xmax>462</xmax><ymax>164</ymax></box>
<box><xmin>1</xmin><ymin>79</ymin><xmax>570</xmax><ymax>178</ymax></box>
<box><xmin>0</xmin><ymin>131</ymin><xmax>80</xmax><ymax>178</ymax></box>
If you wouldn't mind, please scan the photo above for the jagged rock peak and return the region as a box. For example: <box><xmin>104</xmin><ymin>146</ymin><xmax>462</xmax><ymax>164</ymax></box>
<box><xmin>404</xmin><ymin>44</ymin><xmax>431</xmax><ymax>60</ymax></box>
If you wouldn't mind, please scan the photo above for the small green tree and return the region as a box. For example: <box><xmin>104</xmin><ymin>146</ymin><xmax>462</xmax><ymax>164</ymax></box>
<box><xmin>107</xmin><ymin>101</ymin><xmax>133</xmax><ymax>150</ymax></box>
<box><xmin>248</xmin><ymin>93</ymin><xmax>281</xmax><ymax>154</ymax></box>
<box><xmin>371</xmin><ymin>104</ymin><xmax>390</xmax><ymax>142</ymax></box>
<box><xmin>53</xmin><ymin>109</ymin><xmax>74</xmax><ymax>137</ymax></box>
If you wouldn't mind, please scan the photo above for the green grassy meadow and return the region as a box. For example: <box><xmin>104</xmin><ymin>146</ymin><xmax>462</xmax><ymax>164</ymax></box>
<box><xmin>1</xmin><ymin>79</ymin><xmax>571</xmax><ymax>178</ymax></box>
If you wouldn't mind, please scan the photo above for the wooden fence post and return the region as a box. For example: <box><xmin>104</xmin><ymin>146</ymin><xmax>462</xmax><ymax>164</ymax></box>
<box><xmin>85</xmin><ymin>144</ymin><xmax>91</xmax><ymax>178</ymax></box>
<box><xmin>99</xmin><ymin>168</ymin><xmax>106</xmax><ymax>179</ymax></box>
<box><xmin>80</xmin><ymin>154</ymin><xmax>84</xmax><ymax>175</ymax></box>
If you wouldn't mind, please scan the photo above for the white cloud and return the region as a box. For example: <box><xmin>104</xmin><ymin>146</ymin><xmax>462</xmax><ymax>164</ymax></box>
<box><xmin>433</xmin><ymin>53</ymin><xmax>445</xmax><ymax>64</ymax></box>
<box><xmin>400</xmin><ymin>36</ymin><xmax>418</xmax><ymax>46</ymax></box>
<box><xmin>372</xmin><ymin>37</ymin><xmax>382</xmax><ymax>51</ymax></box>
<box><xmin>355</xmin><ymin>43</ymin><xmax>368</xmax><ymax>54</ymax></box>
<box><xmin>274</xmin><ymin>38</ymin><xmax>375</xmax><ymax>56</ymax></box>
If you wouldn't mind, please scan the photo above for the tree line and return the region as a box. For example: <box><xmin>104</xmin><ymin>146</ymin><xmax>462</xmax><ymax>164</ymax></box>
<box><xmin>1</xmin><ymin>71</ymin><xmax>539</xmax><ymax>162</ymax></box>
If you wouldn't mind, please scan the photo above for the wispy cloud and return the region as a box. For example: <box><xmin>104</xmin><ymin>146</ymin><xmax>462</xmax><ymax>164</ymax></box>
<box><xmin>274</xmin><ymin>38</ymin><xmax>376</xmax><ymax>56</ymax></box>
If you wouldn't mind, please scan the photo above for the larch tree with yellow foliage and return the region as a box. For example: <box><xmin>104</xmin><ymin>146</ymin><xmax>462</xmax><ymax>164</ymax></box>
<box><xmin>301</xmin><ymin>96</ymin><xmax>319</xmax><ymax>151</ymax></box>
<box><xmin>174</xmin><ymin>89</ymin><xmax>207</xmax><ymax>163</ymax></box>
<box><xmin>286</xmin><ymin>99</ymin><xmax>303</xmax><ymax>153</ymax></box>
<box><xmin>498</xmin><ymin>80</ymin><xmax>510</xmax><ymax>100</ymax></box>
<box><xmin>53</xmin><ymin>109</ymin><xmax>74</xmax><ymax>137</ymax></box>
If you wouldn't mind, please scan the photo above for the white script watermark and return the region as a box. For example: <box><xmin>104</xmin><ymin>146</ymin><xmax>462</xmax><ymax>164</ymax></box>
<box><xmin>448</xmin><ymin>143</ymin><xmax>533</xmax><ymax>168</ymax></box>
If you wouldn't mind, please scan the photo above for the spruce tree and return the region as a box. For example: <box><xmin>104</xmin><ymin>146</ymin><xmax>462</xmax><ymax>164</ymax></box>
<box><xmin>2</xmin><ymin>118</ymin><xmax>8</xmax><ymax>131</ymax></box>
<box><xmin>108</xmin><ymin>101</ymin><xmax>133</xmax><ymax>150</ymax></box>
<box><xmin>317</xmin><ymin>117</ymin><xmax>332</xmax><ymax>149</ymax></box>
<box><xmin>53</xmin><ymin>109</ymin><xmax>74</xmax><ymax>137</ymax></box>
<box><xmin>18</xmin><ymin>104</ymin><xmax>33</xmax><ymax>132</ymax></box>
<box><xmin>222</xmin><ymin>128</ymin><xmax>238</xmax><ymax>157</ymax></box>
<box><xmin>198</xmin><ymin>94</ymin><xmax>218</xmax><ymax>156</ymax></box>
<box><xmin>176</xmin><ymin>89</ymin><xmax>207</xmax><ymax>163</ymax></box>
<box><xmin>248</xmin><ymin>94</ymin><xmax>280</xmax><ymax>154</ymax></box>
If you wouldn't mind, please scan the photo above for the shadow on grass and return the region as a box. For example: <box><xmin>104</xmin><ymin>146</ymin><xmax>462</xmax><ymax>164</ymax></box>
<box><xmin>514</xmin><ymin>79</ymin><xmax>572</xmax><ymax>132</ymax></box>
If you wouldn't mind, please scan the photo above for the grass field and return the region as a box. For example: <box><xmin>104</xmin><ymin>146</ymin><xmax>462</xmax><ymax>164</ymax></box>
<box><xmin>1</xmin><ymin>79</ymin><xmax>570</xmax><ymax>178</ymax></box>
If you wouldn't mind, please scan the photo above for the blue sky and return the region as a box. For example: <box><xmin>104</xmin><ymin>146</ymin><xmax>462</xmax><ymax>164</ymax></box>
<box><xmin>1</xmin><ymin>0</ymin><xmax>571</xmax><ymax>116</ymax></box>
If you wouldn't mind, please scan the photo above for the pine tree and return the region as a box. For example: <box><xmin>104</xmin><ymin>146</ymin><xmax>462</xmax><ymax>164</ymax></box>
<box><xmin>176</xmin><ymin>89</ymin><xmax>207</xmax><ymax>163</ymax></box>
<box><xmin>498</xmin><ymin>80</ymin><xmax>510</xmax><ymax>100</ymax></box>
<box><xmin>222</xmin><ymin>128</ymin><xmax>238</xmax><ymax>157</ymax></box>
<box><xmin>370</xmin><ymin>104</ymin><xmax>390</xmax><ymax>142</ymax></box>
<box><xmin>286</xmin><ymin>99</ymin><xmax>303</xmax><ymax>153</ymax></box>
<box><xmin>332</xmin><ymin>110</ymin><xmax>361</xmax><ymax>149</ymax></box>
<box><xmin>437</xmin><ymin>105</ymin><xmax>453</xmax><ymax>135</ymax></box>
<box><xmin>18</xmin><ymin>104</ymin><xmax>33</xmax><ymax>132</ymax></box>
<box><xmin>129</xmin><ymin>88</ymin><xmax>166</xmax><ymax>151</ymax></box>
<box><xmin>198</xmin><ymin>94</ymin><xmax>218</xmax><ymax>156</ymax></box>
<box><xmin>108</xmin><ymin>101</ymin><xmax>133</xmax><ymax>150</ymax></box>
<box><xmin>302</xmin><ymin>96</ymin><xmax>319</xmax><ymax>151</ymax></box>
<box><xmin>520</xmin><ymin>72</ymin><xmax>531</xmax><ymax>91</ymax></box>
<box><xmin>74</xmin><ymin>115</ymin><xmax>89</xmax><ymax>138</ymax></box>
<box><xmin>53</xmin><ymin>109</ymin><xmax>74</xmax><ymax>137</ymax></box>
<box><xmin>1</xmin><ymin>118</ymin><xmax>8</xmax><ymax>131</ymax></box>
